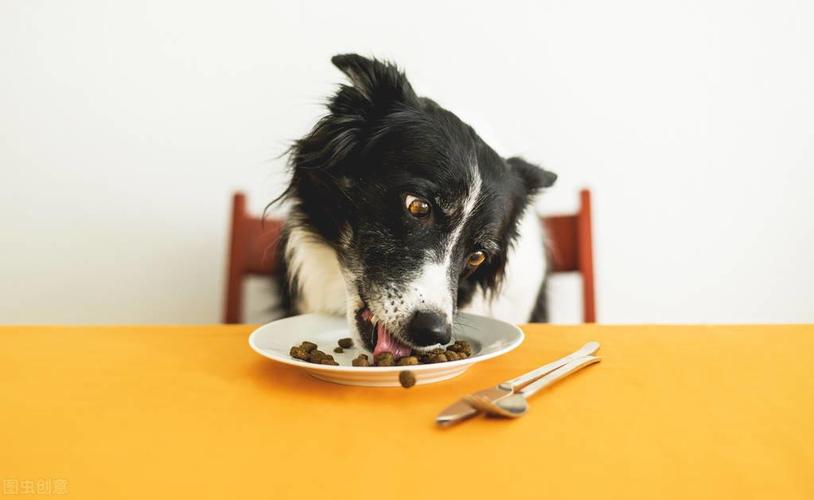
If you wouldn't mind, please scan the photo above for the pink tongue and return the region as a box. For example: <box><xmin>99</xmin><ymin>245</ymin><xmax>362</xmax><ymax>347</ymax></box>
<box><xmin>373</xmin><ymin>322</ymin><xmax>412</xmax><ymax>358</ymax></box>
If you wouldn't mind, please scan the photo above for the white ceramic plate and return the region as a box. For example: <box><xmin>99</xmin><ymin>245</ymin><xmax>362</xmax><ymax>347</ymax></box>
<box><xmin>248</xmin><ymin>312</ymin><xmax>524</xmax><ymax>387</ymax></box>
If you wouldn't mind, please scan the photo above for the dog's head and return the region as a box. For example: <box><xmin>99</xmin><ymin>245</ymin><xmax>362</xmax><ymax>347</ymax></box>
<box><xmin>286</xmin><ymin>54</ymin><xmax>556</xmax><ymax>355</ymax></box>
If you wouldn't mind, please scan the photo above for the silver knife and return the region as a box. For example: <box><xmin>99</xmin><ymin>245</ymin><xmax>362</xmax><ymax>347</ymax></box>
<box><xmin>436</xmin><ymin>341</ymin><xmax>600</xmax><ymax>426</ymax></box>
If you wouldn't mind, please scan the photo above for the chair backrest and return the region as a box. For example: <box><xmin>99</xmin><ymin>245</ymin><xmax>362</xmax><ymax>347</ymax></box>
<box><xmin>223</xmin><ymin>193</ymin><xmax>283</xmax><ymax>324</ymax></box>
<box><xmin>223</xmin><ymin>189</ymin><xmax>595</xmax><ymax>323</ymax></box>
<box><xmin>542</xmin><ymin>189</ymin><xmax>596</xmax><ymax>322</ymax></box>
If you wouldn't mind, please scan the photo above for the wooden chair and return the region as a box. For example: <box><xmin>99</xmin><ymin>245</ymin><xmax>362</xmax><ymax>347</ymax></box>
<box><xmin>542</xmin><ymin>189</ymin><xmax>596</xmax><ymax>322</ymax></box>
<box><xmin>223</xmin><ymin>189</ymin><xmax>596</xmax><ymax>323</ymax></box>
<box><xmin>223</xmin><ymin>193</ymin><xmax>284</xmax><ymax>324</ymax></box>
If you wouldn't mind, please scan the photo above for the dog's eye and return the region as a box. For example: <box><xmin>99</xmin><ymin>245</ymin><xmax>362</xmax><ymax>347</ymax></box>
<box><xmin>466</xmin><ymin>251</ymin><xmax>487</xmax><ymax>269</ymax></box>
<box><xmin>405</xmin><ymin>195</ymin><xmax>431</xmax><ymax>218</ymax></box>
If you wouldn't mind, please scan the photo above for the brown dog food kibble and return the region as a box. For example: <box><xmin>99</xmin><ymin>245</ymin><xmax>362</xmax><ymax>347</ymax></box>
<box><xmin>429</xmin><ymin>354</ymin><xmax>448</xmax><ymax>364</ymax></box>
<box><xmin>375</xmin><ymin>352</ymin><xmax>395</xmax><ymax>367</ymax></box>
<box><xmin>399</xmin><ymin>370</ymin><xmax>416</xmax><ymax>388</ymax></box>
<box><xmin>457</xmin><ymin>341</ymin><xmax>473</xmax><ymax>355</ymax></box>
<box><xmin>290</xmin><ymin>339</ymin><xmax>475</xmax><ymax>366</ymax></box>
<box><xmin>352</xmin><ymin>354</ymin><xmax>370</xmax><ymax>367</ymax></box>
<box><xmin>397</xmin><ymin>356</ymin><xmax>419</xmax><ymax>366</ymax></box>
<box><xmin>290</xmin><ymin>346</ymin><xmax>310</xmax><ymax>361</ymax></box>
<box><xmin>308</xmin><ymin>350</ymin><xmax>329</xmax><ymax>363</ymax></box>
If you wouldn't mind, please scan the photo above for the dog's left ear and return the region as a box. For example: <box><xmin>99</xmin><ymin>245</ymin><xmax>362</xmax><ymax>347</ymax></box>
<box><xmin>507</xmin><ymin>157</ymin><xmax>558</xmax><ymax>195</ymax></box>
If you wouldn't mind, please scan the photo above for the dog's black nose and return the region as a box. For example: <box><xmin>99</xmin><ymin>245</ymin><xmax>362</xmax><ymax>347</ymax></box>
<box><xmin>407</xmin><ymin>311</ymin><xmax>451</xmax><ymax>346</ymax></box>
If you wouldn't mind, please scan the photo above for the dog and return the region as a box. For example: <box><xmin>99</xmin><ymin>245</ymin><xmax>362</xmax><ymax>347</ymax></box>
<box><xmin>274</xmin><ymin>54</ymin><xmax>556</xmax><ymax>356</ymax></box>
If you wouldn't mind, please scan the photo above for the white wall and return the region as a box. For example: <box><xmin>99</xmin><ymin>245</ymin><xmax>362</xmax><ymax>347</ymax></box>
<box><xmin>1</xmin><ymin>0</ymin><xmax>812</xmax><ymax>324</ymax></box>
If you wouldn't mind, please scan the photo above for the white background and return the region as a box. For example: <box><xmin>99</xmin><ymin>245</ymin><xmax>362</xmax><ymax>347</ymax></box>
<box><xmin>1</xmin><ymin>0</ymin><xmax>812</xmax><ymax>324</ymax></box>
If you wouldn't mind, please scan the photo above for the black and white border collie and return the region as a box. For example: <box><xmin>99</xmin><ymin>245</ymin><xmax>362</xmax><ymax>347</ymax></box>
<box><xmin>274</xmin><ymin>54</ymin><xmax>556</xmax><ymax>357</ymax></box>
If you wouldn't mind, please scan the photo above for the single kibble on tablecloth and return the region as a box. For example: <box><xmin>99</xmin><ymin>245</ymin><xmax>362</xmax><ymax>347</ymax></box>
<box><xmin>300</xmin><ymin>341</ymin><xmax>317</xmax><ymax>352</ymax></box>
<box><xmin>338</xmin><ymin>338</ymin><xmax>353</xmax><ymax>348</ymax></box>
<box><xmin>399</xmin><ymin>370</ymin><xmax>416</xmax><ymax>388</ymax></box>
<box><xmin>333</xmin><ymin>347</ymin><xmax>343</xmax><ymax>353</ymax></box>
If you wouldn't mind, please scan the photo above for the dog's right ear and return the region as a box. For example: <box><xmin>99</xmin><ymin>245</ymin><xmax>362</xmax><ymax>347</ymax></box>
<box><xmin>507</xmin><ymin>157</ymin><xmax>558</xmax><ymax>195</ymax></box>
<box><xmin>330</xmin><ymin>53</ymin><xmax>418</xmax><ymax>115</ymax></box>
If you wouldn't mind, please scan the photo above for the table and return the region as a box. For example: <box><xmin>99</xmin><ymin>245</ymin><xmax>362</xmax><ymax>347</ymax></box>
<box><xmin>2</xmin><ymin>324</ymin><xmax>812</xmax><ymax>499</ymax></box>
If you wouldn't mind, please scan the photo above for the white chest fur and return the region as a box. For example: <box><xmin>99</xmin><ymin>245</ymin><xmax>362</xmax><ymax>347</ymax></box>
<box><xmin>284</xmin><ymin>225</ymin><xmax>347</xmax><ymax>315</ymax></box>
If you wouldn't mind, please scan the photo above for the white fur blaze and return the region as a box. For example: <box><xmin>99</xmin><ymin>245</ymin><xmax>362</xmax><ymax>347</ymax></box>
<box><xmin>401</xmin><ymin>167</ymin><xmax>483</xmax><ymax>321</ymax></box>
<box><xmin>399</xmin><ymin>261</ymin><xmax>455</xmax><ymax>321</ymax></box>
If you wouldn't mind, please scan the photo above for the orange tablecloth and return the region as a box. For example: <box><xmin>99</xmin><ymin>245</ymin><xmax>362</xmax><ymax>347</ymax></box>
<box><xmin>1</xmin><ymin>324</ymin><xmax>812</xmax><ymax>499</ymax></box>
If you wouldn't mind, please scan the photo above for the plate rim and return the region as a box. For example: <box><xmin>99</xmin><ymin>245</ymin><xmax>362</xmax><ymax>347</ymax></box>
<box><xmin>248</xmin><ymin>312</ymin><xmax>524</xmax><ymax>373</ymax></box>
